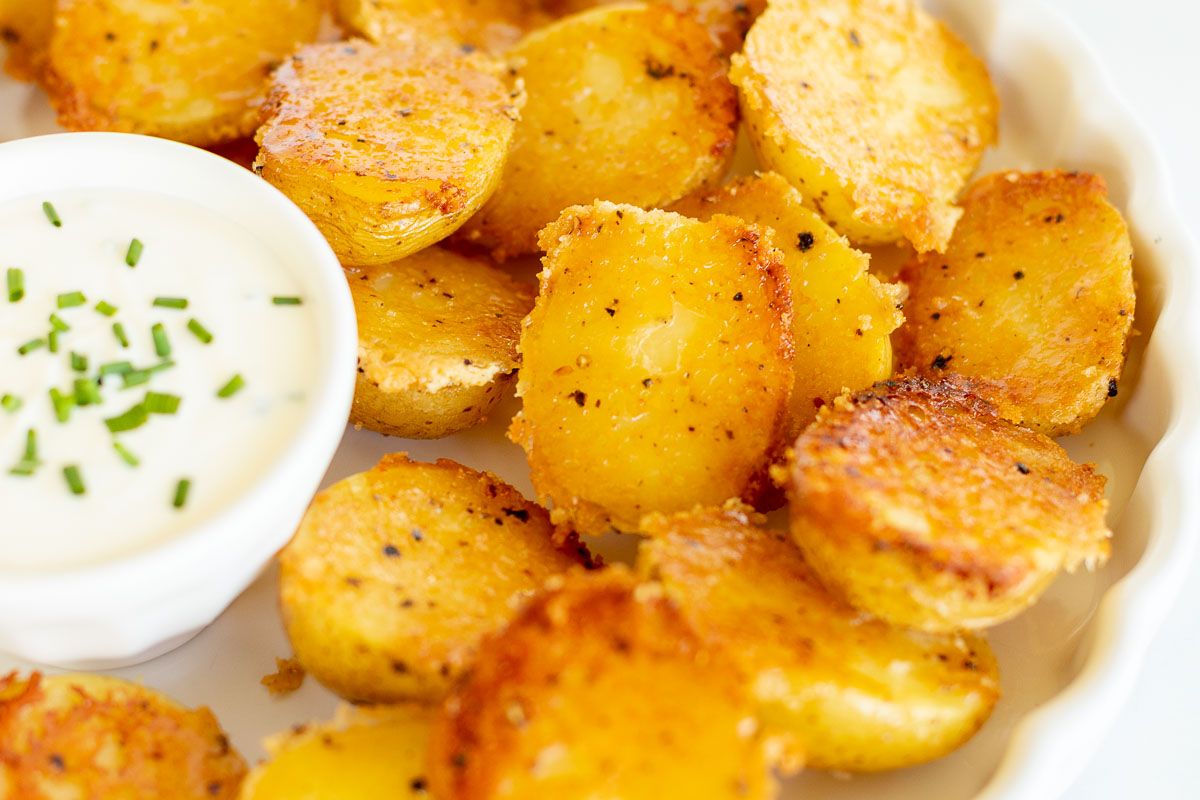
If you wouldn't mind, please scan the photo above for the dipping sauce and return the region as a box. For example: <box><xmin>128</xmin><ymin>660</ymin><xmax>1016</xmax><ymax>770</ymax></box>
<box><xmin>0</xmin><ymin>189</ymin><xmax>319</xmax><ymax>571</ymax></box>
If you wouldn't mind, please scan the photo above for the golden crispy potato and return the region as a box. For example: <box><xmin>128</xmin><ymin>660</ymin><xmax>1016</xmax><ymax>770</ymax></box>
<box><xmin>551</xmin><ymin>0</ymin><xmax>767</xmax><ymax>55</ymax></box>
<box><xmin>0</xmin><ymin>0</ymin><xmax>52</xmax><ymax>81</ymax></box>
<box><xmin>240</xmin><ymin>705</ymin><xmax>433</xmax><ymax>800</ymax></box>
<box><xmin>255</xmin><ymin>40</ymin><xmax>522</xmax><ymax>267</ymax></box>
<box><xmin>513</xmin><ymin>202</ymin><xmax>794</xmax><ymax>535</ymax></box>
<box><xmin>783</xmin><ymin>375</ymin><xmax>1111</xmax><ymax>633</ymax></box>
<box><xmin>44</xmin><ymin>0</ymin><xmax>322</xmax><ymax>145</ymax></box>
<box><xmin>348</xmin><ymin>248</ymin><xmax>535</xmax><ymax>438</ymax></box>
<box><xmin>896</xmin><ymin>170</ymin><xmax>1136</xmax><ymax>436</ymax></box>
<box><xmin>672</xmin><ymin>172</ymin><xmax>903</xmax><ymax>432</ymax></box>
<box><xmin>279</xmin><ymin>454</ymin><xmax>593</xmax><ymax>704</ymax></box>
<box><xmin>455</xmin><ymin>4</ymin><xmax>738</xmax><ymax>260</ymax></box>
<box><xmin>731</xmin><ymin>0</ymin><xmax>998</xmax><ymax>251</ymax></box>
<box><xmin>638</xmin><ymin>503</ymin><xmax>1000</xmax><ymax>772</ymax></box>
<box><xmin>0</xmin><ymin>672</ymin><xmax>246</xmax><ymax>799</ymax></box>
<box><xmin>428</xmin><ymin>568</ymin><xmax>775</xmax><ymax>800</ymax></box>
<box><xmin>333</xmin><ymin>0</ymin><xmax>554</xmax><ymax>54</ymax></box>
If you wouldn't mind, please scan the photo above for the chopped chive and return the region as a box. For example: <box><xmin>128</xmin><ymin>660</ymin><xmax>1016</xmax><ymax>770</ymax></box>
<box><xmin>47</xmin><ymin>330</ymin><xmax>59</xmax><ymax>353</ymax></box>
<box><xmin>113</xmin><ymin>322</ymin><xmax>130</xmax><ymax>348</ymax></box>
<box><xmin>17</xmin><ymin>337</ymin><xmax>45</xmax><ymax>356</ymax></box>
<box><xmin>186</xmin><ymin>318</ymin><xmax>213</xmax><ymax>344</ymax></box>
<box><xmin>42</xmin><ymin>201</ymin><xmax>62</xmax><ymax>227</ymax></box>
<box><xmin>144</xmin><ymin>391</ymin><xmax>181</xmax><ymax>415</ymax></box>
<box><xmin>57</xmin><ymin>291</ymin><xmax>86</xmax><ymax>308</ymax></box>
<box><xmin>9</xmin><ymin>429</ymin><xmax>39</xmax><ymax>476</ymax></box>
<box><xmin>151</xmin><ymin>323</ymin><xmax>170</xmax><ymax>357</ymax></box>
<box><xmin>70</xmin><ymin>351</ymin><xmax>88</xmax><ymax>372</ymax></box>
<box><xmin>74</xmin><ymin>377</ymin><xmax>101</xmax><ymax>406</ymax></box>
<box><xmin>104</xmin><ymin>402</ymin><xmax>148</xmax><ymax>433</ymax></box>
<box><xmin>272</xmin><ymin>296</ymin><xmax>303</xmax><ymax>306</ymax></box>
<box><xmin>153</xmin><ymin>297</ymin><xmax>188</xmax><ymax>310</ymax></box>
<box><xmin>113</xmin><ymin>440</ymin><xmax>140</xmax><ymax>467</ymax></box>
<box><xmin>6</xmin><ymin>268</ymin><xmax>23</xmax><ymax>302</ymax></box>
<box><xmin>125</xmin><ymin>238</ymin><xmax>144</xmax><ymax>267</ymax></box>
<box><xmin>95</xmin><ymin>300</ymin><xmax>118</xmax><ymax>317</ymax></box>
<box><xmin>216</xmin><ymin>374</ymin><xmax>245</xmax><ymax>399</ymax></box>
<box><xmin>148</xmin><ymin>359</ymin><xmax>175</xmax><ymax>374</ymax></box>
<box><xmin>172</xmin><ymin>478</ymin><xmax>191</xmax><ymax>509</ymax></box>
<box><xmin>48</xmin><ymin>313</ymin><xmax>70</xmax><ymax>332</ymax></box>
<box><xmin>1</xmin><ymin>394</ymin><xmax>21</xmax><ymax>413</ymax></box>
<box><xmin>121</xmin><ymin>369</ymin><xmax>152</xmax><ymax>388</ymax></box>
<box><xmin>99</xmin><ymin>360</ymin><xmax>134</xmax><ymax>377</ymax></box>
<box><xmin>49</xmin><ymin>387</ymin><xmax>74</xmax><ymax>422</ymax></box>
<box><xmin>63</xmin><ymin>465</ymin><xmax>85</xmax><ymax>496</ymax></box>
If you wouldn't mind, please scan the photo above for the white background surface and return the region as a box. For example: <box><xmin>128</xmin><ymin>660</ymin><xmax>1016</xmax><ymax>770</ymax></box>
<box><xmin>1045</xmin><ymin>0</ymin><xmax>1200</xmax><ymax>796</ymax></box>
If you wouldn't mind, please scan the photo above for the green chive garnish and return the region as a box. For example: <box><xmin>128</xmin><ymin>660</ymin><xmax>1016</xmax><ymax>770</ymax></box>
<box><xmin>49</xmin><ymin>387</ymin><xmax>74</xmax><ymax>423</ymax></box>
<box><xmin>151</xmin><ymin>323</ymin><xmax>170</xmax><ymax>357</ymax></box>
<box><xmin>6</xmin><ymin>268</ymin><xmax>23</xmax><ymax>302</ymax></box>
<box><xmin>113</xmin><ymin>440</ymin><xmax>140</xmax><ymax>467</ymax></box>
<box><xmin>47</xmin><ymin>330</ymin><xmax>59</xmax><ymax>353</ymax></box>
<box><xmin>9</xmin><ymin>429</ymin><xmax>39</xmax><ymax>476</ymax></box>
<box><xmin>95</xmin><ymin>300</ymin><xmax>118</xmax><ymax>317</ymax></box>
<box><xmin>144</xmin><ymin>391</ymin><xmax>181</xmax><ymax>415</ymax></box>
<box><xmin>148</xmin><ymin>359</ymin><xmax>175</xmax><ymax>374</ymax></box>
<box><xmin>42</xmin><ymin>201</ymin><xmax>62</xmax><ymax>227</ymax></box>
<box><xmin>216</xmin><ymin>374</ymin><xmax>245</xmax><ymax>398</ymax></box>
<box><xmin>272</xmin><ymin>296</ymin><xmax>303</xmax><ymax>306</ymax></box>
<box><xmin>63</xmin><ymin>465</ymin><xmax>85</xmax><ymax>496</ymax></box>
<box><xmin>104</xmin><ymin>402</ymin><xmax>149</xmax><ymax>433</ymax></box>
<box><xmin>172</xmin><ymin>478</ymin><xmax>191</xmax><ymax>509</ymax></box>
<box><xmin>74</xmin><ymin>377</ymin><xmax>101</xmax><ymax>406</ymax></box>
<box><xmin>57</xmin><ymin>291</ymin><xmax>86</xmax><ymax>308</ymax></box>
<box><xmin>70</xmin><ymin>351</ymin><xmax>88</xmax><ymax>372</ymax></box>
<box><xmin>153</xmin><ymin>297</ymin><xmax>188</xmax><ymax>310</ymax></box>
<box><xmin>99</xmin><ymin>360</ymin><xmax>134</xmax><ymax>377</ymax></box>
<box><xmin>1</xmin><ymin>394</ymin><xmax>21</xmax><ymax>413</ymax></box>
<box><xmin>112</xmin><ymin>322</ymin><xmax>130</xmax><ymax>348</ymax></box>
<box><xmin>186</xmin><ymin>318</ymin><xmax>213</xmax><ymax>344</ymax></box>
<box><xmin>48</xmin><ymin>313</ymin><xmax>70</xmax><ymax>332</ymax></box>
<box><xmin>17</xmin><ymin>338</ymin><xmax>45</xmax><ymax>356</ymax></box>
<box><xmin>125</xmin><ymin>238</ymin><xmax>144</xmax><ymax>267</ymax></box>
<box><xmin>121</xmin><ymin>369</ymin><xmax>152</xmax><ymax>388</ymax></box>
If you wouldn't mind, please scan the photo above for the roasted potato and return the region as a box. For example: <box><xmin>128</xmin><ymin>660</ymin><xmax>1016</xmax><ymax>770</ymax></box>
<box><xmin>0</xmin><ymin>672</ymin><xmax>246</xmax><ymax>799</ymax></box>
<box><xmin>638</xmin><ymin>503</ymin><xmax>1000</xmax><ymax>772</ymax></box>
<box><xmin>43</xmin><ymin>0</ymin><xmax>322</xmax><ymax>145</ymax></box>
<box><xmin>551</xmin><ymin>0</ymin><xmax>767</xmax><ymax>55</ymax></box>
<box><xmin>278</xmin><ymin>454</ymin><xmax>593</xmax><ymax>704</ymax></box>
<box><xmin>455</xmin><ymin>4</ymin><xmax>738</xmax><ymax>260</ymax></box>
<box><xmin>896</xmin><ymin>170</ymin><xmax>1136</xmax><ymax>436</ymax></box>
<box><xmin>428</xmin><ymin>568</ymin><xmax>775</xmax><ymax>800</ymax></box>
<box><xmin>240</xmin><ymin>705</ymin><xmax>434</xmax><ymax>800</ymax></box>
<box><xmin>672</xmin><ymin>172</ymin><xmax>903</xmax><ymax>432</ymax></box>
<box><xmin>513</xmin><ymin>202</ymin><xmax>794</xmax><ymax>535</ymax></box>
<box><xmin>333</xmin><ymin>0</ymin><xmax>554</xmax><ymax>55</ymax></box>
<box><xmin>348</xmin><ymin>248</ymin><xmax>535</xmax><ymax>438</ymax></box>
<box><xmin>255</xmin><ymin>40</ymin><xmax>522</xmax><ymax>266</ymax></box>
<box><xmin>783</xmin><ymin>375</ymin><xmax>1111</xmax><ymax>633</ymax></box>
<box><xmin>0</xmin><ymin>0</ymin><xmax>52</xmax><ymax>81</ymax></box>
<box><xmin>731</xmin><ymin>0</ymin><xmax>998</xmax><ymax>251</ymax></box>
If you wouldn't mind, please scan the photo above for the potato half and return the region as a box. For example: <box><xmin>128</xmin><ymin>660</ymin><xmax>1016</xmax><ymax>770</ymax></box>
<box><xmin>671</xmin><ymin>172</ymin><xmax>903</xmax><ymax>432</ymax></box>
<box><xmin>0</xmin><ymin>0</ymin><xmax>52</xmax><ymax>81</ymax></box>
<box><xmin>428</xmin><ymin>568</ymin><xmax>775</xmax><ymax>800</ymax></box>
<box><xmin>255</xmin><ymin>40</ymin><xmax>522</xmax><ymax>266</ymax></box>
<box><xmin>348</xmin><ymin>248</ymin><xmax>535</xmax><ymax>439</ymax></box>
<box><xmin>455</xmin><ymin>4</ymin><xmax>738</xmax><ymax>260</ymax></box>
<box><xmin>44</xmin><ymin>0</ymin><xmax>322</xmax><ymax>145</ymax></box>
<box><xmin>784</xmin><ymin>375</ymin><xmax>1111</xmax><ymax>632</ymax></box>
<box><xmin>333</xmin><ymin>0</ymin><xmax>553</xmax><ymax>54</ymax></box>
<box><xmin>514</xmin><ymin>202</ymin><xmax>794</xmax><ymax>535</ymax></box>
<box><xmin>638</xmin><ymin>504</ymin><xmax>1000</xmax><ymax>772</ymax></box>
<box><xmin>0</xmin><ymin>672</ymin><xmax>246</xmax><ymax>799</ymax></box>
<box><xmin>240</xmin><ymin>705</ymin><xmax>434</xmax><ymax>800</ymax></box>
<box><xmin>278</xmin><ymin>454</ymin><xmax>593</xmax><ymax>704</ymax></box>
<box><xmin>896</xmin><ymin>170</ymin><xmax>1136</xmax><ymax>436</ymax></box>
<box><xmin>731</xmin><ymin>0</ymin><xmax>998</xmax><ymax>251</ymax></box>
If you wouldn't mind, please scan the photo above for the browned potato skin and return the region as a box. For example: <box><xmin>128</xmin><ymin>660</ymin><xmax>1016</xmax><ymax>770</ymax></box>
<box><xmin>0</xmin><ymin>672</ymin><xmax>246</xmax><ymax>799</ymax></box>
<box><xmin>44</xmin><ymin>0</ymin><xmax>322</xmax><ymax>145</ymax></box>
<box><xmin>514</xmin><ymin>202</ymin><xmax>794</xmax><ymax>535</ymax></box>
<box><xmin>784</xmin><ymin>375</ymin><xmax>1111</xmax><ymax>632</ymax></box>
<box><xmin>731</xmin><ymin>0</ymin><xmax>998</xmax><ymax>252</ymax></box>
<box><xmin>455</xmin><ymin>4</ymin><xmax>738</xmax><ymax>261</ymax></box>
<box><xmin>255</xmin><ymin>40</ymin><xmax>522</xmax><ymax>267</ymax></box>
<box><xmin>278</xmin><ymin>454</ymin><xmax>593</xmax><ymax>704</ymax></box>
<box><xmin>0</xmin><ymin>0</ymin><xmax>52</xmax><ymax>81</ymax></box>
<box><xmin>347</xmin><ymin>248</ymin><xmax>534</xmax><ymax>439</ymax></box>
<box><xmin>896</xmin><ymin>170</ymin><xmax>1136</xmax><ymax>436</ymax></box>
<box><xmin>638</xmin><ymin>504</ymin><xmax>1000</xmax><ymax>772</ymax></box>
<box><xmin>428</xmin><ymin>568</ymin><xmax>775</xmax><ymax>800</ymax></box>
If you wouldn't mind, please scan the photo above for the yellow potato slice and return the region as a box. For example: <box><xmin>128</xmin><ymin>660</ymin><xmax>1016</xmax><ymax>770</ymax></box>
<box><xmin>0</xmin><ymin>672</ymin><xmax>246</xmax><ymax>799</ymax></box>
<box><xmin>332</xmin><ymin>0</ymin><xmax>554</xmax><ymax>54</ymax></box>
<box><xmin>672</xmin><ymin>172</ymin><xmax>903</xmax><ymax>432</ymax></box>
<box><xmin>455</xmin><ymin>4</ymin><xmax>738</xmax><ymax>260</ymax></box>
<box><xmin>255</xmin><ymin>40</ymin><xmax>522</xmax><ymax>266</ymax></box>
<box><xmin>348</xmin><ymin>248</ymin><xmax>535</xmax><ymax>439</ymax></box>
<box><xmin>896</xmin><ymin>170</ymin><xmax>1136</xmax><ymax>436</ymax></box>
<box><xmin>0</xmin><ymin>0</ymin><xmax>52</xmax><ymax>81</ymax></box>
<box><xmin>514</xmin><ymin>202</ymin><xmax>794</xmax><ymax>535</ymax></box>
<box><xmin>638</xmin><ymin>503</ymin><xmax>1000</xmax><ymax>772</ymax></box>
<box><xmin>428</xmin><ymin>568</ymin><xmax>776</xmax><ymax>800</ymax></box>
<box><xmin>731</xmin><ymin>0</ymin><xmax>998</xmax><ymax>251</ymax></box>
<box><xmin>278</xmin><ymin>454</ymin><xmax>594</xmax><ymax>704</ymax></box>
<box><xmin>783</xmin><ymin>375</ymin><xmax>1111</xmax><ymax>632</ymax></box>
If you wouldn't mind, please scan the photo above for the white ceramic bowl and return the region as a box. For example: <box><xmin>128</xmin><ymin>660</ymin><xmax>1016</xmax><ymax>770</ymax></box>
<box><xmin>0</xmin><ymin>133</ymin><xmax>357</xmax><ymax>669</ymax></box>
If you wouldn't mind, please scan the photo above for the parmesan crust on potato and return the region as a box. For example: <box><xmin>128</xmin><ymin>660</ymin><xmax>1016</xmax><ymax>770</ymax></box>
<box><xmin>731</xmin><ymin>0</ymin><xmax>998</xmax><ymax>251</ymax></box>
<box><xmin>784</xmin><ymin>375</ymin><xmax>1111</xmax><ymax>632</ymax></box>
<box><xmin>0</xmin><ymin>0</ymin><xmax>52</xmax><ymax>81</ymax></box>
<box><xmin>896</xmin><ymin>170</ymin><xmax>1136</xmax><ymax>436</ymax></box>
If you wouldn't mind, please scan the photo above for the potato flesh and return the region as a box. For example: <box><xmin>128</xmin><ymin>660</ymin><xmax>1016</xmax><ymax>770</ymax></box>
<box><xmin>785</xmin><ymin>376</ymin><xmax>1111</xmax><ymax>632</ymax></box>
<box><xmin>0</xmin><ymin>0</ymin><xmax>52</xmax><ymax>81</ymax></box>
<box><xmin>732</xmin><ymin>0</ymin><xmax>998</xmax><ymax>251</ymax></box>
<box><xmin>347</xmin><ymin>248</ymin><xmax>534</xmax><ymax>438</ymax></box>
<box><xmin>333</xmin><ymin>0</ymin><xmax>553</xmax><ymax>54</ymax></box>
<box><xmin>638</xmin><ymin>504</ymin><xmax>999</xmax><ymax>772</ymax></box>
<box><xmin>45</xmin><ymin>0</ymin><xmax>322</xmax><ymax>145</ymax></box>
<box><xmin>515</xmin><ymin>202</ymin><xmax>794</xmax><ymax>535</ymax></box>
<box><xmin>897</xmin><ymin>170</ymin><xmax>1136</xmax><ymax>436</ymax></box>
<box><xmin>428</xmin><ymin>569</ymin><xmax>775</xmax><ymax>800</ymax></box>
<box><xmin>455</xmin><ymin>4</ymin><xmax>738</xmax><ymax>260</ymax></box>
<box><xmin>0</xmin><ymin>672</ymin><xmax>246</xmax><ymax>799</ymax></box>
<box><xmin>278</xmin><ymin>454</ymin><xmax>591</xmax><ymax>704</ymax></box>
<box><xmin>256</xmin><ymin>40</ymin><xmax>521</xmax><ymax>266</ymax></box>
<box><xmin>671</xmin><ymin>172</ymin><xmax>903</xmax><ymax>432</ymax></box>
